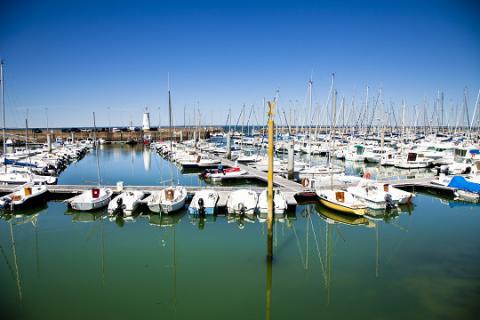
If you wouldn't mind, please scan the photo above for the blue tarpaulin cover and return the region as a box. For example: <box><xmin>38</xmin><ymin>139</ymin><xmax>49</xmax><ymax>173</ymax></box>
<box><xmin>4</xmin><ymin>159</ymin><xmax>38</xmax><ymax>168</ymax></box>
<box><xmin>448</xmin><ymin>176</ymin><xmax>480</xmax><ymax>194</ymax></box>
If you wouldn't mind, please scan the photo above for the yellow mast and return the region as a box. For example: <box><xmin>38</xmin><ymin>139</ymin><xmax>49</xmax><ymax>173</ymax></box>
<box><xmin>267</xmin><ymin>100</ymin><xmax>275</xmax><ymax>261</ymax></box>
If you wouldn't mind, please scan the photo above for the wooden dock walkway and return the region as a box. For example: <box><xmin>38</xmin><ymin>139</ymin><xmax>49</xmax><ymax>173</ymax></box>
<box><xmin>0</xmin><ymin>184</ymin><xmax>299</xmax><ymax>207</ymax></box>
<box><xmin>217</xmin><ymin>157</ymin><xmax>303</xmax><ymax>192</ymax></box>
<box><xmin>0</xmin><ymin>173</ymin><xmax>460</xmax><ymax>209</ymax></box>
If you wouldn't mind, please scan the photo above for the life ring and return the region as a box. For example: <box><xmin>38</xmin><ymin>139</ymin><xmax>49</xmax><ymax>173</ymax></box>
<box><xmin>364</xmin><ymin>171</ymin><xmax>372</xmax><ymax>180</ymax></box>
<box><xmin>301</xmin><ymin>177</ymin><xmax>310</xmax><ymax>187</ymax></box>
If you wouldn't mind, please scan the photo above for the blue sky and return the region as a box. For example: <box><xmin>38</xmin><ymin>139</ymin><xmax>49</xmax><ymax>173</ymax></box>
<box><xmin>1</xmin><ymin>0</ymin><xmax>479</xmax><ymax>128</ymax></box>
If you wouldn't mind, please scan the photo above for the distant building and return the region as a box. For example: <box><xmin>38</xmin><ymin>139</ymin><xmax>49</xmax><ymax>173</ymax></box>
<box><xmin>142</xmin><ymin>107</ymin><xmax>151</xmax><ymax>131</ymax></box>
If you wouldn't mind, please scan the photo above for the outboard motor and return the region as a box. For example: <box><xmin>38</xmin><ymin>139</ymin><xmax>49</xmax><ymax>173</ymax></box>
<box><xmin>116</xmin><ymin>197</ymin><xmax>124</xmax><ymax>215</ymax></box>
<box><xmin>0</xmin><ymin>196</ymin><xmax>11</xmax><ymax>210</ymax></box>
<box><xmin>384</xmin><ymin>193</ymin><xmax>395</xmax><ymax>210</ymax></box>
<box><xmin>199</xmin><ymin>170</ymin><xmax>208</xmax><ymax>179</ymax></box>
<box><xmin>198</xmin><ymin>197</ymin><xmax>205</xmax><ymax>216</ymax></box>
<box><xmin>438</xmin><ymin>165</ymin><xmax>449</xmax><ymax>175</ymax></box>
<box><xmin>238</xmin><ymin>202</ymin><xmax>246</xmax><ymax>216</ymax></box>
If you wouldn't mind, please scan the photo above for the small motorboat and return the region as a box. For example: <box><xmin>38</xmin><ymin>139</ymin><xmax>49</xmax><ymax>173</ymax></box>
<box><xmin>347</xmin><ymin>180</ymin><xmax>396</xmax><ymax>210</ymax></box>
<box><xmin>226</xmin><ymin>189</ymin><xmax>258</xmax><ymax>215</ymax></box>
<box><xmin>381</xmin><ymin>183</ymin><xmax>415</xmax><ymax>205</ymax></box>
<box><xmin>0</xmin><ymin>183</ymin><xmax>48</xmax><ymax>210</ymax></box>
<box><xmin>188</xmin><ymin>189</ymin><xmax>219</xmax><ymax>215</ymax></box>
<box><xmin>68</xmin><ymin>187</ymin><xmax>113</xmax><ymax>211</ymax></box>
<box><xmin>0</xmin><ymin>172</ymin><xmax>57</xmax><ymax>185</ymax></box>
<box><xmin>316</xmin><ymin>189</ymin><xmax>367</xmax><ymax>216</ymax></box>
<box><xmin>394</xmin><ymin>152</ymin><xmax>432</xmax><ymax>169</ymax></box>
<box><xmin>108</xmin><ymin>190</ymin><xmax>145</xmax><ymax>215</ymax></box>
<box><xmin>257</xmin><ymin>189</ymin><xmax>288</xmax><ymax>215</ymax></box>
<box><xmin>145</xmin><ymin>186</ymin><xmax>187</xmax><ymax>214</ymax></box>
<box><xmin>433</xmin><ymin>175</ymin><xmax>480</xmax><ymax>202</ymax></box>
<box><xmin>199</xmin><ymin>167</ymin><xmax>247</xmax><ymax>180</ymax></box>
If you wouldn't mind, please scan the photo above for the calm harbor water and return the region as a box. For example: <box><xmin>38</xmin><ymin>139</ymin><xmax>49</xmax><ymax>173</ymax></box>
<box><xmin>1</xmin><ymin>145</ymin><xmax>479</xmax><ymax>319</ymax></box>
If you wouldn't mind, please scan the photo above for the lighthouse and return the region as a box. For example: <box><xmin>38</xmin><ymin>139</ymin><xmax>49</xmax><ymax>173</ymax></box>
<box><xmin>142</xmin><ymin>107</ymin><xmax>151</xmax><ymax>131</ymax></box>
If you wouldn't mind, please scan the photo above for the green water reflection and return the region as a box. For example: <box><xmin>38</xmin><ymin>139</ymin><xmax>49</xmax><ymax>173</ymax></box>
<box><xmin>1</xmin><ymin>193</ymin><xmax>479</xmax><ymax>319</ymax></box>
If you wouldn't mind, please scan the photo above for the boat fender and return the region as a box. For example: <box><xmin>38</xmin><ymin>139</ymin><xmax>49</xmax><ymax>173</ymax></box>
<box><xmin>301</xmin><ymin>178</ymin><xmax>310</xmax><ymax>187</ymax></box>
<box><xmin>92</xmin><ymin>188</ymin><xmax>100</xmax><ymax>199</ymax></box>
<box><xmin>166</xmin><ymin>189</ymin><xmax>174</xmax><ymax>201</ymax></box>
<box><xmin>364</xmin><ymin>171</ymin><xmax>372</xmax><ymax>180</ymax></box>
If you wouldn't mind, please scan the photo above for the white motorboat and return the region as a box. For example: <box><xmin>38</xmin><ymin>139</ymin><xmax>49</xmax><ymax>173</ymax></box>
<box><xmin>200</xmin><ymin>167</ymin><xmax>247</xmax><ymax>180</ymax></box>
<box><xmin>298</xmin><ymin>165</ymin><xmax>344</xmax><ymax>179</ymax></box>
<box><xmin>69</xmin><ymin>187</ymin><xmax>113</xmax><ymax>211</ymax></box>
<box><xmin>380</xmin><ymin>183</ymin><xmax>415</xmax><ymax>205</ymax></box>
<box><xmin>226</xmin><ymin>189</ymin><xmax>258</xmax><ymax>215</ymax></box>
<box><xmin>188</xmin><ymin>189</ymin><xmax>219</xmax><ymax>215</ymax></box>
<box><xmin>145</xmin><ymin>186</ymin><xmax>187</xmax><ymax>214</ymax></box>
<box><xmin>394</xmin><ymin>152</ymin><xmax>432</xmax><ymax>169</ymax></box>
<box><xmin>345</xmin><ymin>145</ymin><xmax>366</xmax><ymax>162</ymax></box>
<box><xmin>380</xmin><ymin>153</ymin><xmax>397</xmax><ymax>166</ymax></box>
<box><xmin>347</xmin><ymin>180</ymin><xmax>396</xmax><ymax>210</ymax></box>
<box><xmin>178</xmin><ymin>155</ymin><xmax>221</xmax><ymax>169</ymax></box>
<box><xmin>108</xmin><ymin>190</ymin><xmax>145</xmax><ymax>215</ymax></box>
<box><xmin>0</xmin><ymin>171</ymin><xmax>57</xmax><ymax>185</ymax></box>
<box><xmin>432</xmin><ymin>174</ymin><xmax>480</xmax><ymax>202</ymax></box>
<box><xmin>257</xmin><ymin>189</ymin><xmax>288</xmax><ymax>215</ymax></box>
<box><xmin>0</xmin><ymin>183</ymin><xmax>48</xmax><ymax>210</ymax></box>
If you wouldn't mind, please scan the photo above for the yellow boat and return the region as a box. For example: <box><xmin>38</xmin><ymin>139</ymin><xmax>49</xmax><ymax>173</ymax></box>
<box><xmin>317</xmin><ymin>189</ymin><xmax>367</xmax><ymax>216</ymax></box>
<box><xmin>316</xmin><ymin>204</ymin><xmax>374</xmax><ymax>227</ymax></box>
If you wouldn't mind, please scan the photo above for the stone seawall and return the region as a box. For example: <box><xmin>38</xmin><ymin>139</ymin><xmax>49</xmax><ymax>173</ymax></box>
<box><xmin>3</xmin><ymin>127</ymin><xmax>224</xmax><ymax>143</ymax></box>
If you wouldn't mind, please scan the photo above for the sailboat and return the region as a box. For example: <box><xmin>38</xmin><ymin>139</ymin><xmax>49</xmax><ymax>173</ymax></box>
<box><xmin>145</xmin><ymin>75</ymin><xmax>187</xmax><ymax>214</ymax></box>
<box><xmin>68</xmin><ymin>113</ymin><xmax>112</xmax><ymax>211</ymax></box>
<box><xmin>316</xmin><ymin>79</ymin><xmax>367</xmax><ymax>216</ymax></box>
<box><xmin>0</xmin><ymin>60</ymin><xmax>57</xmax><ymax>186</ymax></box>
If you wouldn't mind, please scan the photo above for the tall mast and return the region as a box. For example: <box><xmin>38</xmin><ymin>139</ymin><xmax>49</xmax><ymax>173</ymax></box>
<box><xmin>329</xmin><ymin>73</ymin><xmax>336</xmax><ymax>190</ymax></box>
<box><xmin>93</xmin><ymin>112</ymin><xmax>101</xmax><ymax>186</ymax></box>
<box><xmin>440</xmin><ymin>91</ymin><xmax>444</xmax><ymax>132</ymax></box>
<box><xmin>168</xmin><ymin>73</ymin><xmax>172</xmax><ymax>152</ymax></box>
<box><xmin>364</xmin><ymin>86</ymin><xmax>369</xmax><ymax>133</ymax></box>
<box><xmin>1</xmin><ymin>60</ymin><xmax>6</xmax><ymax>172</ymax></box>
<box><xmin>308</xmin><ymin>77</ymin><xmax>313</xmax><ymax>139</ymax></box>
<box><xmin>25</xmin><ymin>115</ymin><xmax>29</xmax><ymax>154</ymax></box>
<box><xmin>470</xmin><ymin>88</ymin><xmax>480</xmax><ymax>134</ymax></box>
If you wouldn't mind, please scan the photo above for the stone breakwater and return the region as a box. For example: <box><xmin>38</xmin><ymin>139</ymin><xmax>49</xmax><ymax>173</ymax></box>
<box><xmin>2</xmin><ymin>127</ymin><xmax>225</xmax><ymax>144</ymax></box>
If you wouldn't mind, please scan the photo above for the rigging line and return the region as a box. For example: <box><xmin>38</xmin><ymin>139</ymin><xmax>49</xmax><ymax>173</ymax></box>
<box><xmin>0</xmin><ymin>238</ymin><xmax>16</xmax><ymax>280</ymax></box>
<box><xmin>101</xmin><ymin>217</ymin><xmax>105</xmax><ymax>287</ymax></box>
<box><xmin>291</xmin><ymin>222</ymin><xmax>305</xmax><ymax>269</ymax></box>
<box><xmin>334</xmin><ymin>224</ymin><xmax>346</xmax><ymax>242</ymax></box>
<box><xmin>9</xmin><ymin>223</ymin><xmax>22</xmax><ymax>301</ymax></box>
<box><xmin>384</xmin><ymin>218</ymin><xmax>411</xmax><ymax>266</ymax></box>
<box><xmin>308</xmin><ymin>214</ymin><xmax>327</xmax><ymax>284</ymax></box>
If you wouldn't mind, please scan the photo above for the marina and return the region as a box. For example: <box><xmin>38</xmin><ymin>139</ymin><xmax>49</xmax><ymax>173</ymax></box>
<box><xmin>2</xmin><ymin>1</ymin><xmax>480</xmax><ymax>319</ymax></box>
<box><xmin>1</xmin><ymin>143</ymin><xmax>480</xmax><ymax>319</ymax></box>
